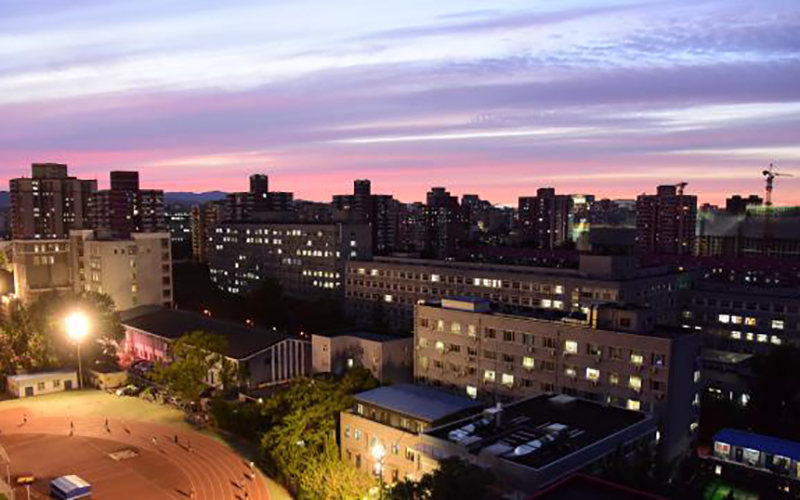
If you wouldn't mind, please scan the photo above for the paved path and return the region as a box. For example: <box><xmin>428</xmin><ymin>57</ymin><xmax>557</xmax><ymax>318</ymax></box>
<box><xmin>0</xmin><ymin>406</ymin><xmax>270</xmax><ymax>500</ymax></box>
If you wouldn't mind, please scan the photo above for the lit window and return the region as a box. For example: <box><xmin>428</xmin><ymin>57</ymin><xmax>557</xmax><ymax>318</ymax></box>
<box><xmin>629</xmin><ymin>376</ymin><xmax>642</xmax><ymax>391</ymax></box>
<box><xmin>541</xmin><ymin>299</ymin><xmax>553</xmax><ymax>308</ymax></box>
<box><xmin>354</xmin><ymin>429</ymin><xmax>361</xmax><ymax>441</ymax></box>
<box><xmin>384</xmin><ymin>294</ymin><xmax>393</xmax><ymax>303</ymax></box>
<box><xmin>554</xmin><ymin>285</ymin><xmax>564</xmax><ymax>294</ymax></box>
<box><xmin>731</xmin><ymin>315</ymin><xmax>742</xmax><ymax>324</ymax></box>
<box><xmin>553</xmin><ymin>300</ymin><xmax>563</xmax><ymax>310</ymax></box>
<box><xmin>483</xmin><ymin>370</ymin><xmax>495</xmax><ymax>383</ymax></box>
<box><xmin>771</xmin><ymin>320</ymin><xmax>785</xmax><ymax>330</ymax></box>
<box><xmin>467</xmin><ymin>325</ymin><xmax>477</xmax><ymax>337</ymax></box>
<box><xmin>694</xmin><ymin>370</ymin><xmax>701</xmax><ymax>383</ymax></box>
<box><xmin>436</xmin><ymin>320</ymin><xmax>445</xmax><ymax>332</ymax></box>
<box><xmin>431</xmin><ymin>274</ymin><xmax>440</xmax><ymax>282</ymax></box>
<box><xmin>730</xmin><ymin>331</ymin><xmax>742</xmax><ymax>340</ymax></box>
<box><xmin>347</xmin><ymin>358</ymin><xmax>354</xmax><ymax>368</ymax></box>
<box><xmin>586</xmin><ymin>368</ymin><xmax>600</xmax><ymax>381</ymax></box>
<box><xmin>435</xmin><ymin>341</ymin><xmax>445</xmax><ymax>352</ymax></box>
<box><xmin>501</xmin><ymin>374</ymin><xmax>514</xmax><ymax>387</ymax></box>
<box><xmin>564</xmin><ymin>341</ymin><xmax>578</xmax><ymax>354</ymax></box>
<box><xmin>370</xmin><ymin>269</ymin><xmax>379</xmax><ymax>276</ymax></box>
<box><xmin>744</xmin><ymin>317</ymin><xmax>756</xmax><ymax>326</ymax></box>
<box><xmin>466</xmin><ymin>386</ymin><xmax>477</xmax><ymax>399</ymax></box>
<box><xmin>746</xmin><ymin>332</ymin><xmax>754</xmax><ymax>341</ymax></box>
<box><xmin>756</xmin><ymin>334</ymin><xmax>768</xmax><ymax>343</ymax></box>
<box><xmin>630</xmin><ymin>352</ymin><xmax>644</xmax><ymax>365</ymax></box>
<box><xmin>564</xmin><ymin>367</ymin><xmax>577</xmax><ymax>378</ymax></box>
<box><xmin>450</xmin><ymin>322</ymin><xmax>461</xmax><ymax>334</ymax></box>
<box><xmin>718</xmin><ymin>314</ymin><xmax>730</xmax><ymax>324</ymax></box>
<box><xmin>609</xmin><ymin>373</ymin><xmax>619</xmax><ymax>385</ymax></box>
<box><xmin>771</xmin><ymin>336</ymin><xmax>782</xmax><ymax>345</ymax></box>
<box><xmin>522</xmin><ymin>357</ymin><xmax>535</xmax><ymax>370</ymax></box>
<box><xmin>627</xmin><ymin>399</ymin><xmax>641</xmax><ymax>411</ymax></box>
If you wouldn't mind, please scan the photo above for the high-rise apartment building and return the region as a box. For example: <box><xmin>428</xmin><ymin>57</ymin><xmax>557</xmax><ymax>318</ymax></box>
<box><xmin>518</xmin><ymin>188</ymin><xmax>573</xmax><ymax>250</ymax></box>
<box><xmin>225</xmin><ymin>174</ymin><xmax>294</xmax><ymax>222</ymax></box>
<box><xmin>333</xmin><ymin>180</ymin><xmax>400</xmax><ymax>254</ymax></box>
<box><xmin>345</xmin><ymin>254</ymin><xmax>689</xmax><ymax>333</ymax></box>
<box><xmin>635</xmin><ymin>185</ymin><xmax>697</xmax><ymax>256</ymax></box>
<box><xmin>191</xmin><ymin>201</ymin><xmax>226</xmax><ymax>262</ymax></box>
<box><xmin>10</xmin><ymin>163</ymin><xmax>97</xmax><ymax>239</ymax></box>
<box><xmin>208</xmin><ymin>222</ymin><xmax>372</xmax><ymax>298</ymax></box>
<box><xmin>424</xmin><ymin>187</ymin><xmax>466</xmax><ymax>259</ymax></box>
<box><xmin>11</xmin><ymin>230</ymin><xmax>172</xmax><ymax>309</ymax></box>
<box><xmin>90</xmin><ymin>171</ymin><xmax>166</xmax><ymax>236</ymax></box>
<box><xmin>413</xmin><ymin>298</ymin><xmax>701</xmax><ymax>463</ymax></box>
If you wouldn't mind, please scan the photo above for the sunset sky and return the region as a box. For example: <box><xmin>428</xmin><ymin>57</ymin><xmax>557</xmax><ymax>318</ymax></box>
<box><xmin>1</xmin><ymin>0</ymin><xmax>798</xmax><ymax>205</ymax></box>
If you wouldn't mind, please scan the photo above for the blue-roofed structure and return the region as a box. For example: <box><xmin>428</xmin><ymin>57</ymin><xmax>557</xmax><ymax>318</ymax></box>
<box><xmin>51</xmin><ymin>475</ymin><xmax>92</xmax><ymax>499</ymax></box>
<box><xmin>354</xmin><ymin>383</ymin><xmax>483</xmax><ymax>423</ymax></box>
<box><xmin>713</xmin><ymin>428</ymin><xmax>800</xmax><ymax>482</ymax></box>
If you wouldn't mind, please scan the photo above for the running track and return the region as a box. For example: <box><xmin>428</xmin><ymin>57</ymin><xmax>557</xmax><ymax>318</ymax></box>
<box><xmin>0</xmin><ymin>407</ymin><xmax>272</xmax><ymax>500</ymax></box>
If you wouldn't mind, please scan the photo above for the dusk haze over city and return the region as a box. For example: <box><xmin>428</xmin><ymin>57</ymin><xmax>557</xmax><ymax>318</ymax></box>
<box><xmin>0</xmin><ymin>1</ymin><xmax>799</xmax><ymax>500</ymax></box>
<box><xmin>1</xmin><ymin>0</ymin><xmax>798</xmax><ymax>203</ymax></box>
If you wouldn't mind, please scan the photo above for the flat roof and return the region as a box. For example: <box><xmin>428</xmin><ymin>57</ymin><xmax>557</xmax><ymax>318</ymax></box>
<box><xmin>354</xmin><ymin>384</ymin><xmax>483</xmax><ymax>423</ymax></box>
<box><xmin>313</xmin><ymin>328</ymin><xmax>410</xmax><ymax>343</ymax></box>
<box><xmin>7</xmin><ymin>370</ymin><xmax>76</xmax><ymax>382</ymax></box>
<box><xmin>702</xmin><ymin>349</ymin><xmax>753</xmax><ymax>365</ymax></box>
<box><xmin>531</xmin><ymin>474</ymin><xmax>668</xmax><ymax>500</ymax></box>
<box><xmin>715</xmin><ymin>428</ymin><xmax>800</xmax><ymax>462</ymax></box>
<box><xmin>120</xmin><ymin>306</ymin><xmax>291</xmax><ymax>359</ymax></box>
<box><xmin>427</xmin><ymin>394</ymin><xmax>653</xmax><ymax>470</ymax></box>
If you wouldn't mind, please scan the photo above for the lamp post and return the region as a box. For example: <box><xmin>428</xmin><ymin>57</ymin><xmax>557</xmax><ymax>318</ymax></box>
<box><xmin>65</xmin><ymin>312</ymin><xmax>90</xmax><ymax>390</ymax></box>
<box><xmin>371</xmin><ymin>443</ymin><xmax>385</xmax><ymax>500</ymax></box>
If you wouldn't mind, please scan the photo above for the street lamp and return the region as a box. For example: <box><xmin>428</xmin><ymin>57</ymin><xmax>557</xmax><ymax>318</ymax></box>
<box><xmin>371</xmin><ymin>443</ymin><xmax>386</xmax><ymax>500</ymax></box>
<box><xmin>65</xmin><ymin>311</ymin><xmax>90</xmax><ymax>390</ymax></box>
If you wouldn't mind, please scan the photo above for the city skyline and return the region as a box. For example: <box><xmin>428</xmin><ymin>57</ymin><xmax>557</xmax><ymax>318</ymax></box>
<box><xmin>2</xmin><ymin>0</ymin><xmax>798</xmax><ymax>204</ymax></box>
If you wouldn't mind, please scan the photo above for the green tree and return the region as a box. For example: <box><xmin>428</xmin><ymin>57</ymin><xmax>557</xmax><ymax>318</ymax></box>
<box><xmin>386</xmin><ymin>457</ymin><xmax>494</xmax><ymax>500</ymax></box>
<box><xmin>153</xmin><ymin>331</ymin><xmax>229</xmax><ymax>403</ymax></box>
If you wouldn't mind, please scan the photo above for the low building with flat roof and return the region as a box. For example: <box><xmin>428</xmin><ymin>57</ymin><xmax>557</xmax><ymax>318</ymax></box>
<box><xmin>712</xmin><ymin>428</ymin><xmax>800</xmax><ymax>490</ymax></box>
<box><xmin>121</xmin><ymin>306</ymin><xmax>310</xmax><ymax>388</ymax></box>
<box><xmin>417</xmin><ymin>394</ymin><xmax>657</xmax><ymax>495</ymax></box>
<box><xmin>6</xmin><ymin>370</ymin><xmax>78</xmax><ymax>398</ymax></box>
<box><xmin>340</xmin><ymin>384</ymin><xmax>483</xmax><ymax>484</ymax></box>
<box><xmin>311</xmin><ymin>328</ymin><xmax>412</xmax><ymax>384</ymax></box>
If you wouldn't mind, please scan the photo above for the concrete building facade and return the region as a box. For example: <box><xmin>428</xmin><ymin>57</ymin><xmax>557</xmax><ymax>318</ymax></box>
<box><xmin>635</xmin><ymin>185</ymin><xmax>697</xmax><ymax>256</ymax></box>
<box><xmin>311</xmin><ymin>329</ymin><xmax>413</xmax><ymax>384</ymax></box>
<box><xmin>413</xmin><ymin>298</ymin><xmax>701</xmax><ymax>463</ymax></box>
<box><xmin>11</xmin><ymin>231</ymin><xmax>172</xmax><ymax>310</ymax></box>
<box><xmin>10</xmin><ymin>163</ymin><xmax>96</xmax><ymax>240</ymax></box>
<box><xmin>345</xmin><ymin>254</ymin><xmax>690</xmax><ymax>333</ymax></box>
<box><xmin>208</xmin><ymin>222</ymin><xmax>372</xmax><ymax>298</ymax></box>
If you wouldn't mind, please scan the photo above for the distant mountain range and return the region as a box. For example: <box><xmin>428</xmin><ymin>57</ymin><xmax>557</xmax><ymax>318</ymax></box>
<box><xmin>0</xmin><ymin>191</ymin><xmax>226</xmax><ymax>209</ymax></box>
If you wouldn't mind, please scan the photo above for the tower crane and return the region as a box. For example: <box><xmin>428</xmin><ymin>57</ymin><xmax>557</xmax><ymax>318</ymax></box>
<box><xmin>762</xmin><ymin>163</ymin><xmax>793</xmax><ymax>247</ymax></box>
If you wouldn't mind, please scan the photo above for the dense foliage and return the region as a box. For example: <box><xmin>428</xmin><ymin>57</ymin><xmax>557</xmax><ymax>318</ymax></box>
<box><xmin>0</xmin><ymin>291</ymin><xmax>123</xmax><ymax>377</ymax></box>
<box><xmin>209</xmin><ymin>368</ymin><xmax>379</xmax><ymax>499</ymax></box>
<box><xmin>386</xmin><ymin>457</ymin><xmax>495</xmax><ymax>500</ymax></box>
<box><xmin>153</xmin><ymin>330</ymin><xmax>234</xmax><ymax>403</ymax></box>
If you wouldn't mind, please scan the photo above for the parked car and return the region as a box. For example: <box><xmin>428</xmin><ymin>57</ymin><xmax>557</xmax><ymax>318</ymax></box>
<box><xmin>116</xmin><ymin>384</ymin><xmax>141</xmax><ymax>397</ymax></box>
<box><xmin>15</xmin><ymin>473</ymin><xmax>35</xmax><ymax>485</ymax></box>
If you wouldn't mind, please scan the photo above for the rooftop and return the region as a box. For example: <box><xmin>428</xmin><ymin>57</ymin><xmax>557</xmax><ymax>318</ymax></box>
<box><xmin>715</xmin><ymin>428</ymin><xmax>800</xmax><ymax>462</ymax></box>
<box><xmin>313</xmin><ymin>328</ymin><xmax>409</xmax><ymax>343</ymax></box>
<box><xmin>531</xmin><ymin>474</ymin><xmax>668</xmax><ymax>500</ymax></box>
<box><xmin>427</xmin><ymin>394</ymin><xmax>653</xmax><ymax>470</ymax></box>
<box><xmin>120</xmin><ymin>306</ymin><xmax>291</xmax><ymax>359</ymax></box>
<box><xmin>354</xmin><ymin>384</ymin><xmax>483</xmax><ymax>423</ymax></box>
<box><xmin>7</xmin><ymin>370</ymin><xmax>76</xmax><ymax>382</ymax></box>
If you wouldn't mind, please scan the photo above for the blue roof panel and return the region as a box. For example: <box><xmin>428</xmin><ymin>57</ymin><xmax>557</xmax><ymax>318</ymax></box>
<box><xmin>354</xmin><ymin>384</ymin><xmax>482</xmax><ymax>423</ymax></box>
<box><xmin>714</xmin><ymin>428</ymin><xmax>800</xmax><ymax>461</ymax></box>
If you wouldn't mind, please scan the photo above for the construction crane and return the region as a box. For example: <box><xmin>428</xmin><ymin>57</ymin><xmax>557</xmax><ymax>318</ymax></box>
<box><xmin>762</xmin><ymin>163</ymin><xmax>793</xmax><ymax>247</ymax></box>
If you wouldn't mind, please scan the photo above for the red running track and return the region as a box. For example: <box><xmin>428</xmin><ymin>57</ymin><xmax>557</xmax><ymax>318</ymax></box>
<box><xmin>0</xmin><ymin>407</ymin><xmax>271</xmax><ymax>500</ymax></box>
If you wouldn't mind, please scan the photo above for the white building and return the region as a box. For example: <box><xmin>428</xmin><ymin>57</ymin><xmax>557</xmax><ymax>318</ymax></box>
<box><xmin>312</xmin><ymin>329</ymin><xmax>413</xmax><ymax>384</ymax></box>
<box><xmin>6</xmin><ymin>371</ymin><xmax>79</xmax><ymax>398</ymax></box>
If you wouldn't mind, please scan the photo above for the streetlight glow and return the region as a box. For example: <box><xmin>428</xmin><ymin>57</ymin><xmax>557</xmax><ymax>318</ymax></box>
<box><xmin>371</xmin><ymin>443</ymin><xmax>385</xmax><ymax>461</ymax></box>
<box><xmin>65</xmin><ymin>311</ymin><xmax>90</xmax><ymax>342</ymax></box>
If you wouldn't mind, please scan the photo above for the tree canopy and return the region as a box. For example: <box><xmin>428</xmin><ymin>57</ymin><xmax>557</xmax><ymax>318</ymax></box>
<box><xmin>0</xmin><ymin>291</ymin><xmax>123</xmax><ymax>376</ymax></box>
<box><xmin>386</xmin><ymin>456</ymin><xmax>495</xmax><ymax>500</ymax></box>
<box><xmin>153</xmin><ymin>330</ymin><xmax>231</xmax><ymax>403</ymax></box>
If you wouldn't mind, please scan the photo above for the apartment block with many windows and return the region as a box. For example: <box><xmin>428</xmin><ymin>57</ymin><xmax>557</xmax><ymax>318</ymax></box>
<box><xmin>208</xmin><ymin>222</ymin><xmax>372</xmax><ymax>298</ymax></box>
<box><xmin>345</xmin><ymin>254</ymin><xmax>691</xmax><ymax>333</ymax></box>
<box><xmin>413</xmin><ymin>297</ymin><xmax>701</xmax><ymax>463</ymax></box>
